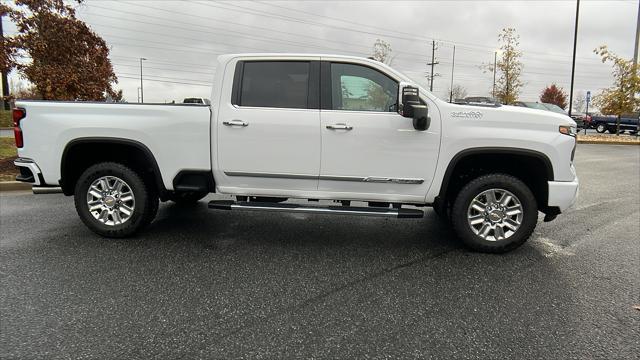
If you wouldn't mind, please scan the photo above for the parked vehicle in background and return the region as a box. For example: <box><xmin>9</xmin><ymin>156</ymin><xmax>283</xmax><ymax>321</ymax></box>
<box><xmin>590</xmin><ymin>113</ymin><xmax>639</xmax><ymax>134</ymax></box>
<box><xmin>569</xmin><ymin>112</ymin><xmax>592</xmax><ymax>129</ymax></box>
<box><xmin>183</xmin><ymin>97</ymin><xmax>211</xmax><ymax>105</ymax></box>
<box><xmin>12</xmin><ymin>53</ymin><xmax>579</xmax><ymax>253</ymax></box>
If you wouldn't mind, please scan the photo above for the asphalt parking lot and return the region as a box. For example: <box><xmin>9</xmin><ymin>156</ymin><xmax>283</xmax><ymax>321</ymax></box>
<box><xmin>1</xmin><ymin>144</ymin><xmax>638</xmax><ymax>359</ymax></box>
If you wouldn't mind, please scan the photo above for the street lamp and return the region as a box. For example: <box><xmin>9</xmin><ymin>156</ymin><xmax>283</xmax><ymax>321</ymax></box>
<box><xmin>492</xmin><ymin>51</ymin><xmax>497</xmax><ymax>99</ymax></box>
<box><xmin>568</xmin><ymin>0</ymin><xmax>580</xmax><ymax>117</ymax></box>
<box><xmin>139</xmin><ymin>57</ymin><xmax>147</xmax><ymax>103</ymax></box>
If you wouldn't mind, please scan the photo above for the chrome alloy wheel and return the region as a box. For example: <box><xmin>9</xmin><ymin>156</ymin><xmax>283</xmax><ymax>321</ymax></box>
<box><xmin>467</xmin><ymin>188</ymin><xmax>524</xmax><ymax>241</ymax></box>
<box><xmin>86</xmin><ymin>176</ymin><xmax>135</xmax><ymax>226</ymax></box>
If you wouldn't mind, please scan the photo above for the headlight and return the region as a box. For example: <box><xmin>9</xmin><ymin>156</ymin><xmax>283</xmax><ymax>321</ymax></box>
<box><xmin>559</xmin><ymin>125</ymin><xmax>577</xmax><ymax>137</ymax></box>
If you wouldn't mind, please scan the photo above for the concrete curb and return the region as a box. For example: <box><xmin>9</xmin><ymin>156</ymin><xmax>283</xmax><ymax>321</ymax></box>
<box><xmin>577</xmin><ymin>140</ymin><xmax>640</xmax><ymax>145</ymax></box>
<box><xmin>0</xmin><ymin>181</ymin><xmax>32</xmax><ymax>192</ymax></box>
<box><xmin>0</xmin><ymin>127</ymin><xmax>12</xmax><ymax>131</ymax></box>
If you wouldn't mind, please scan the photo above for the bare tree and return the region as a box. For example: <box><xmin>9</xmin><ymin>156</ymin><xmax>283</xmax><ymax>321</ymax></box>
<box><xmin>371</xmin><ymin>39</ymin><xmax>394</xmax><ymax>65</ymax></box>
<box><xmin>572</xmin><ymin>91</ymin><xmax>586</xmax><ymax>113</ymax></box>
<box><xmin>448</xmin><ymin>84</ymin><xmax>468</xmax><ymax>101</ymax></box>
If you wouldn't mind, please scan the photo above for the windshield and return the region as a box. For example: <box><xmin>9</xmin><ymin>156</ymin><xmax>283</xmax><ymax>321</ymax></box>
<box><xmin>541</xmin><ymin>103</ymin><xmax>567</xmax><ymax>114</ymax></box>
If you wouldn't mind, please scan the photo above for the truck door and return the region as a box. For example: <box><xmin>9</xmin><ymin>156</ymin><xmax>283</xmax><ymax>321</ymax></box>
<box><xmin>318</xmin><ymin>61</ymin><xmax>440</xmax><ymax>202</ymax></box>
<box><xmin>216</xmin><ymin>59</ymin><xmax>321</xmax><ymax>192</ymax></box>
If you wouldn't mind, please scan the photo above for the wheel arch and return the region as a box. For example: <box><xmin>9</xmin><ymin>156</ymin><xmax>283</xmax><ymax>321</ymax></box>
<box><xmin>434</xmin><ymin>147</ymin><xmax>555</xmax><ymax>215</ymax></box>
<box><xmin>60</xmin><ymin>137</ymin><xmax>166</xmax><ymax>197</ymax></box>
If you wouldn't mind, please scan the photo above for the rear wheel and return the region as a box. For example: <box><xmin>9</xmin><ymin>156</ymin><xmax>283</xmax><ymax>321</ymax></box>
<box><xmin>451</xmin><ymin>174</ymin><xmax>538</xmax><ymax>253</ymax></box>
<box><xmin>74</xmin><ymin>162</ymin><xmax>158</xmax><ymax>237</ymax></box>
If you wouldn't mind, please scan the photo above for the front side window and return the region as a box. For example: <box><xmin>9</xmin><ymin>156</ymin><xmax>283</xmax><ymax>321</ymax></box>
<box><xmin>239</xmin><ymin>61</ymin><xmax>310</xmax><ymax>109</ymax></box>
<box><xmin>330</xmin><ymin>63</ymin><xmax>398</xmax><ymax>112</ymax></box>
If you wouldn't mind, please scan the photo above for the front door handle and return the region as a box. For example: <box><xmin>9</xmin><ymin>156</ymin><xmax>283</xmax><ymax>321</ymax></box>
<box><xmin>326</xmin><ymin>123</ymin><xmax>353</xmax><ymax>130</ymax></box>
<box><xmin>223</xmin><ymin>120</ymin><xmax>249</xmax><ymax>127</ymax></box>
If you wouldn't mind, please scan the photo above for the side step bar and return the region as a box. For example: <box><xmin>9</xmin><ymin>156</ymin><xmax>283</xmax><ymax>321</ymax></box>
<box><xmin>208</xmin><ymin>200</ymin><xmax>423</xmax><ymax>219</ymax></box>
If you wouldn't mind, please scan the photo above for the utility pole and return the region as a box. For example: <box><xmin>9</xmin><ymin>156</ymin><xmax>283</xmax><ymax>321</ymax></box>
<box><xmin>568</xmin><ymin>0</ymin><xmax>580</xmax><ymax>117</ymax></box>
<box><xmin>634</xmin><ymin>0</ymin><xmax>639</xmax><ymax>66</ymax></box>
<box><xmin>492</xmin><ymin>51</ymin><xmax>497</xmax><ymax>99</ymax></box>
<box><xmin>449</xmin><ymin>46</ymin><xmax>456</xmax><ymax>103</ymax></box>
<box><xmin>139</xmin><ymin>57</ymin><xmax>146</xmax><ymax>103</ymax></box>
<box><xmin>1</xmin><ymin>14</ymin><xmax>10</xmax><ymax>110</ymax></box>
<box><xmin>427</xmin><ymin>40</ymin><xmax>439</xmax><ymax>92</ymax></box>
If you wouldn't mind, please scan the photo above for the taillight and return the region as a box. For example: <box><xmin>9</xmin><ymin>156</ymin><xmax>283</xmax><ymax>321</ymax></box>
<box><xmin>12</xmin><ymin>108</ymin><xmax>26</xmax><ymax>148</ymax></box>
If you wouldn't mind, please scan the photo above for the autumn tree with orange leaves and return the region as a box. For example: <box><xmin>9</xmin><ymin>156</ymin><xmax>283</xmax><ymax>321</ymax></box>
<box><xmin>1</xmin><ymin>0</ymin><xmax>121</xmax><ymax>101</ymax></box>
<box><xmin>540</xmin><ymin>84</ymin><xmax>568</xmax><ymax>109</ymax></box>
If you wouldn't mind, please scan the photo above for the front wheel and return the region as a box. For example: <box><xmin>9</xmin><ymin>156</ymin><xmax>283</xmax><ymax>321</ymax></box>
<box><xmin>74</xmin><ymin>162</ymin><xmax>158</xmax><ymax>238</ymax></box>
<box><xmin>451</xmin><ymin>174</ymin><xmax>538</xmax><ymax>253</ymax></box>
<box><xmin>595</xmin><ymin>124</ymin><xmax>606</xmax><ymax>133</ymax></box>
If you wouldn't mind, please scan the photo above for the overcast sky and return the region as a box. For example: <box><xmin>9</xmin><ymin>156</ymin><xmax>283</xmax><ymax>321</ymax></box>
<box><xmin>5</xmin><ymin>0</ymin><xmax>640</xmax><ymax>105</ymax></box>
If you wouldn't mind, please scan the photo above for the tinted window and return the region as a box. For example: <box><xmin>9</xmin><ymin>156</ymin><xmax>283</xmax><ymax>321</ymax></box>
<box><xmin>240</xmin><ymin>61</ymin><xmax>309</xmax><ymax>109</ymax></box>
<box><xmin>330</xmin><ymin>63</ymin><xmax>398</xmax><ymax>112</ymax></box>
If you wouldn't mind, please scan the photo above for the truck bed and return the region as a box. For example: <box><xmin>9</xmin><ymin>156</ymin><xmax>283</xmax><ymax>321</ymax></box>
<box><xmin>14</xmin><ymin>101</ymin><xmax>212</xmax><ymax>189</ymax></box>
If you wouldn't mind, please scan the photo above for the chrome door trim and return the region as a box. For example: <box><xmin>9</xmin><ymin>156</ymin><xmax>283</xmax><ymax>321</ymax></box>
<box><xmin>224</xmin><ymin>171</ymin><xmax>423</xmax><ymax>184</ymax></box>
<box><xmin>224</xmin><ymin>171</ymin><xmax>317</xmax><ymax>180</ymax></box>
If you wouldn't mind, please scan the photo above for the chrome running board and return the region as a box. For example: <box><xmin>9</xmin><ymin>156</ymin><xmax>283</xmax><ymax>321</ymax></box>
<box><xmin>208</xmin><ymin>200</ymin><xmax>423</xmax><ymax>219</ymax></box>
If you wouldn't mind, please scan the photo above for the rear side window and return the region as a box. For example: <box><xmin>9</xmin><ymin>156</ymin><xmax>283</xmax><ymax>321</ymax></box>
<box><xmin>238</xmin><ymin>61</ymin><xmax>310</xmax><ymax>109</ymax></box>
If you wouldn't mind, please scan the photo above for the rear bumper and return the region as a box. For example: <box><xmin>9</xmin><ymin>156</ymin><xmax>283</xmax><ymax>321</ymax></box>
<box><xmin>547</xmin><ymin>175</ymin><xmax>579</xmax><ymax>212</ymax></box>
<box><xmin>13</xmin><ymin>158</ymin><xmax>44</xmax><ymax>186</ymax></box>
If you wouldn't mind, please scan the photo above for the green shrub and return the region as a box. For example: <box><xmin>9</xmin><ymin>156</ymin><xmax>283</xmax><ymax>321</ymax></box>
<box><xmin>0</xmin><ymin>111</ymin><xmax>11</xmax><ymax>128</ymax></box>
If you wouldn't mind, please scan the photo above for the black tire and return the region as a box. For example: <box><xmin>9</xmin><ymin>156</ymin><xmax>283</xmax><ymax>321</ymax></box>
<box><xmin>432</xmin><ymin>204</ymin><xmax>449</xmax><ymax>223</ymax></box>
<box><xmin>74</xmin><ymin>162</ymin><xmax>158</xmax><ymax>238</ymax></box>
<box><xmin>451</xmin><ymin>174</ymin><xmax>538</xmax><ymax>253</ymax></box>
<box><xmin>167</xmin><ymin>191</ymin><xmax>208</xmax><ymax>204</ymax></box>
<box><xmin>595</xmin><ymin>124</ymin><xmax>606</xmax><ymax>133</ymax></box>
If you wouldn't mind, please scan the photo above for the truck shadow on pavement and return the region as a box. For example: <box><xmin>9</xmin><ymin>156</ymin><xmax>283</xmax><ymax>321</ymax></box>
<box><xmin>143</xmin><ymin>201</ymin><xmax>461</xmax><ymax>253</ymax></box>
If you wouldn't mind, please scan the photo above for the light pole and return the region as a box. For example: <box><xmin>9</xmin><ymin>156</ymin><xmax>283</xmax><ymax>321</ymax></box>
<box><xmin>568</xmin><ymin>0</ymin><xmax>580</xmax><ymax>117</ymax></box>
<box><xmin>449</xmin><ymin>45</ymin><xmax>456</xmax><ymax>103</ymax></box>
<box><xmin>139</xmin><ymin>57</ymin><xmax>147</xmax><ymax>103</ymax></box>
<box><xmin>634</xmin><ymin>0</ymin><xmax>639</xmax><ymax>67</ymax></box>
<box><xmin>492</xmin><ymin>51</ymin><xmax>497</xmax><ymax>99</ymax></box>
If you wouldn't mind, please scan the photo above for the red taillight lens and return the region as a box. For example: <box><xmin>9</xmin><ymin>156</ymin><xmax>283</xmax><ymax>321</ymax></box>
<box><xmin>12</xmin><ymin>108</ymin><xmax>26</xmax><ymax>148</ymax></box>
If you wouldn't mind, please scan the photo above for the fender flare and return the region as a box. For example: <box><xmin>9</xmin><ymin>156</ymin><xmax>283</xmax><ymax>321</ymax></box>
<box><xmin>433</xmin><ymin>147</ymin><xmax>554</xmax><ymax>212</ymax></box>
<box><xmin>60</xmin><ymin>137</ymin><xmax>166</xmax><ymax>196</ymax></box>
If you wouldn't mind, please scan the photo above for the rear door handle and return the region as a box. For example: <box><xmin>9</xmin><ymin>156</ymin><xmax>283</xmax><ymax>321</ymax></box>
<box><xmin>326</xmin><ymin>123</ymin><xmax>353</xmax><ymax>130</ymax></box>
<box><xmin>223</xmin><ymin>120</ymin><xmax>249</xmax><ymax>127</ymax></box>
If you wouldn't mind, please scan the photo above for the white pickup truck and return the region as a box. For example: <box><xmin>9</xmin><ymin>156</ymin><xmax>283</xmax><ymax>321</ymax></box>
<box><xmin>12</xmin><ymin>54</ymin><xmax>579</xmax><ymax>253</ymax></box>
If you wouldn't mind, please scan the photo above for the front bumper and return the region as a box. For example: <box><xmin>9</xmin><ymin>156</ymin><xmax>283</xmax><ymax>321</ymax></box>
<box><xmin>547</xmin><ymin>175</ymin><xmax>579</xmax><ymax>212</ymax></box>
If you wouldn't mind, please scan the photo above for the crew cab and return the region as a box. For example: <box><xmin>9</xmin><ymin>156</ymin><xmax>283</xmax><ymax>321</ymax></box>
<box><xmin>12</xmin><ymin>54</ymin><xmax>579</xmax><ymax>253</ymax></box>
